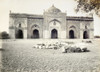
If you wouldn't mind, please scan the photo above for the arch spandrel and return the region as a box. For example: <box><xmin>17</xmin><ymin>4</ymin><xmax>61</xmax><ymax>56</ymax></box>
<box><xmin>15</xmin><ymin>23</ymin><xmax>26</xmax><ymax>29</ymax></box>
<box><xmin>69</xmin><ymin>25</ymin><xmax>76</xmax><ymax>29</ymax></box>
<box><xmin>49</xmin><ymin>20</ymin><xmax>61</xmax><ymax>28</ymax></box>
<box><xmin>49</xmin><ymin>19</ymin><xmax>61</xmax><ymax>24</ymax></box>
<box><xmin>31</xmin><ymin>24</ymin><xmax>40</xmax><ymax>29</ymax></box>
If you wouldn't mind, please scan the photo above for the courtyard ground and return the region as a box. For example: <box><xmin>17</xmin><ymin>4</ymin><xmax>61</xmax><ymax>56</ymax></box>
<box><xmin>1</xmin><ymin>39</ymin><xmax>100</xmax><ymax>72</ymax></box>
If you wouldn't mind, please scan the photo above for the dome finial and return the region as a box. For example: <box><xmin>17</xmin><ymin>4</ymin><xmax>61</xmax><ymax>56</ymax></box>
<box><xmin>46</xmin><ymin>4</ymin><xmax>61</xmax><ymax>13</ymax></box>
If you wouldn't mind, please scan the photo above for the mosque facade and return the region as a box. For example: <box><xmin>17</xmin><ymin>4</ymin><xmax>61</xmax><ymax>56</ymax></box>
<box><xmin>9</xmin><ymin>5</ymin><xmax>94</xmax><ymax>39</ymax></box>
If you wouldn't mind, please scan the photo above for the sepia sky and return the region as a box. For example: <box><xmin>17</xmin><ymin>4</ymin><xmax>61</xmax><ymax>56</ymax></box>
<box><xmin>0</xmin><ymin>0</ymin><xmax>100</xmax><ymax>35</ymax></box>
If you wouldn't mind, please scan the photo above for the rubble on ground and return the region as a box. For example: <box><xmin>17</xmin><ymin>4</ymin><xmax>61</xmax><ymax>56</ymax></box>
<box><xmin>33</xmin><ymin>41</ymin><xmax>90</xmax><ymax>53</ymax></box>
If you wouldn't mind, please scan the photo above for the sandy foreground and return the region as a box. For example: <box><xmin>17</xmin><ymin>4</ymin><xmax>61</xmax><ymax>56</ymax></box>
<box><xmin>0</xmin><ymin>39</ymin><xmax>100</xmax><ymax>72</ymax></box>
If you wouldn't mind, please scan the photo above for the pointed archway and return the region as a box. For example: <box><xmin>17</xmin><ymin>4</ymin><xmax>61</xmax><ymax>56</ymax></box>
<box><xmin>51</xmin><ymin>29</ymin><xmax>58</xmax><ymax>39</ymax></box>
<box><xmin>69</xmin><ymin>30</ymin><xmax>74</xmax><ymax>39</ymax></box>
<box><xmin>83</xmin><ymin>31</ymin><xmax>89</xmax><ymax>39</ymax></box>
<box><xmin>16</xmin><ymin>29</ymin><xmax>23</xmax><ymax>39</ymax></box>
<box><xmin>33</xmin><ymin>29</ymin><xmax>39</xmax><ymax>39</ymax></box>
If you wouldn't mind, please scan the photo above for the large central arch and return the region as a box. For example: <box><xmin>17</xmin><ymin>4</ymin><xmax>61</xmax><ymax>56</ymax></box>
<box><xmin>51</xmin><ymin>29</ymin><xmax>58</xmax><ymax>39</ymax></box>
<box><xmin>33</xmin><ymin>29</ymin><xmax>39</xmax><ymax>39</ymax></box>
<box><xmin>69</xmin><ymin>30</ymin><xmax>74</xmax><ymax>39</ymax></box>
<box><xmin>49</xmin><ymin>19</ymin><xmax>61</xmax><ymax>39</ymax></box>
<box><xmin>16</xmin><ymin>29</ymin><xmax>23</xmax><ymax>39</ymax></box>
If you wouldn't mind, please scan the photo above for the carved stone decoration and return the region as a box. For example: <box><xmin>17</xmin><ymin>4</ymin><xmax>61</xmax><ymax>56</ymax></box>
<box><xmin>9</xmin><ymin>5</ymin><xmax>94</xmax><ymax>39</ymax></box>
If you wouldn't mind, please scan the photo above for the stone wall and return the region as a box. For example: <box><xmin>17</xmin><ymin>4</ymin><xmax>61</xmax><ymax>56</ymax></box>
<box><xmin>27</xmin><ymin>18</ymin><xmax>43</xmax><ymax>38</ymax></box>
<box><xmin>9</xmin><ymin>16</ymin><xmax>27</xmax><ymax>39</ymax></box>
<box><xmin>9</xmin><ymin>13</ymin><xmax>94</xmax><ymax>39</ymax></box>
<box><xmin>43</xmin><ymin>12</ymin><xmax>66</xmax><ymax>39</ymax></box>
<box><xmin>67</xmin><ymin>20</ymin><xmax>80</xmax><ymax>38</ymax></box>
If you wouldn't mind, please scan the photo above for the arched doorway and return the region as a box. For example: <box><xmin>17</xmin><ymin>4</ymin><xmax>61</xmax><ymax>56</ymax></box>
<box><xmin>33</xmin><ymin>29</ymin><xmax>39</xmax><ymax>38</ymax></box>
<box><xmin>51</xmin><ymin>29</ymin><xmax>58</xmax><ymax>39</ymax></box>
<box><xmin>83</xmin><ymin>31</ymin><xmax>88</xmax><ymax>39</ymax></box>
<box><xmin>16</xmin><ymin>29</ymin><xmax>23</xmax><ymax>39</ymax></box>
<box><xmin>69</xmin><ymin>30</ymin><xmax>74</xmax><ymax>39</ymax></box>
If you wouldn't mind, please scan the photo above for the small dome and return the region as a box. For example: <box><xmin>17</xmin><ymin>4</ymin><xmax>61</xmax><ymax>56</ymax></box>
<box><xmin>46</xmin><ymin>5</ymin><xmax>61</xmax><ymax>13</ymax></box>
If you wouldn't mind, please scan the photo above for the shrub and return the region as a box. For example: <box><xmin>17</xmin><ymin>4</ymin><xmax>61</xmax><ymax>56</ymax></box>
<box><xmin>0</xmin><ymin>31</ymin><xmax>10</xmax><ymax>39</ymax></box>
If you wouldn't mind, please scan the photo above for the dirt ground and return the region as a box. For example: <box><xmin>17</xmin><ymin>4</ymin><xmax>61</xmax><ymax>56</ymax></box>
<box><xmin>1</xmin><ymin>39</ymin><xmax>100</xmax><ymax>72</ymax></box>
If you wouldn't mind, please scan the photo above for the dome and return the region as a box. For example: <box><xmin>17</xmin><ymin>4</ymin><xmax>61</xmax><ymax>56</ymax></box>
<box><xmin>46</xmin><ymin>5</ymin><xmax>61</xmax><ymax>13</ymax></box>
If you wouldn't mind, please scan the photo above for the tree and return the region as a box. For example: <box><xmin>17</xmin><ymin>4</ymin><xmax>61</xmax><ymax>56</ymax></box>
<box><xmin>75</xmin><ymin>0</ymin><xmax>100</xmax><ymax>17</ymax></box>
<box><xmin>0</xmin><ymin>31</ymin><xmax>10</xmax><ymax>39</ymax></box>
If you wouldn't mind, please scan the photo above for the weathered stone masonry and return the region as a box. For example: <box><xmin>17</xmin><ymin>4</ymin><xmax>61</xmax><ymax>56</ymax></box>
<box><xmin>9</xmin><ymin>5</ymin><xmax>94</xmax><ymax>39</ymax></box>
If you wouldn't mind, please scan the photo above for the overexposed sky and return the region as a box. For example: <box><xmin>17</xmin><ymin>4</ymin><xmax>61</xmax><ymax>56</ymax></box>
<box><xmin>0</xmin><ymin>0</ymin><xmax>100</xmax><ymax>35</ymax></box>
